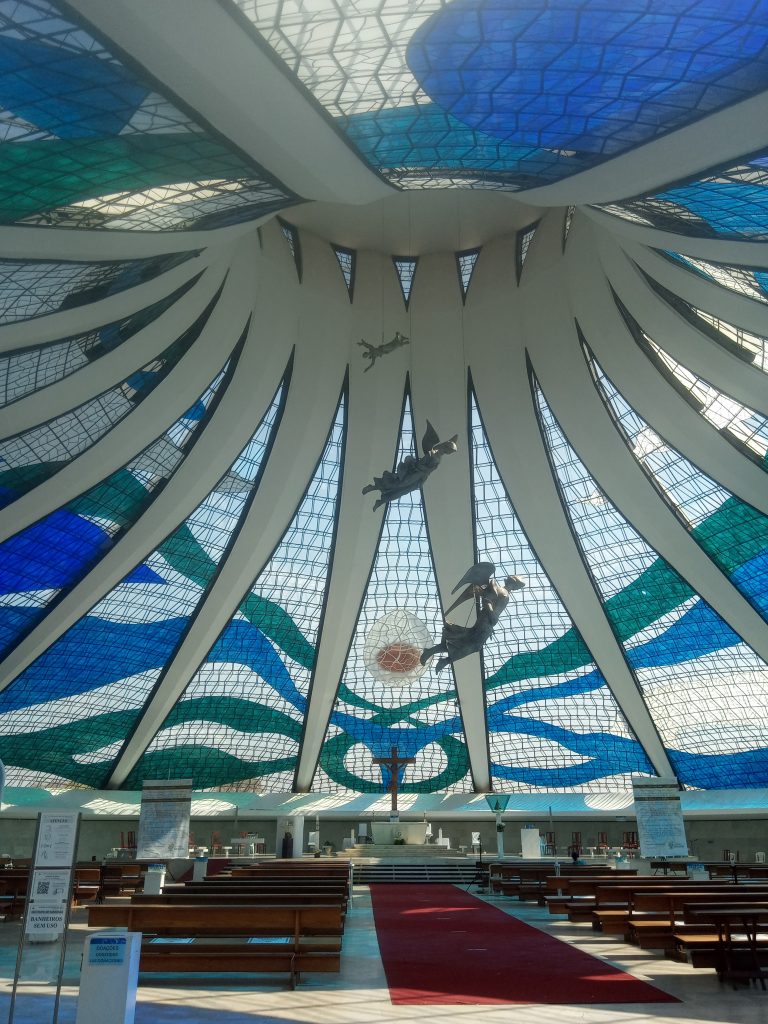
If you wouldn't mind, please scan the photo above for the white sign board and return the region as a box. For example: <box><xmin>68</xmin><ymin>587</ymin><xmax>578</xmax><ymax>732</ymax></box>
<box><xmin>632</xmin><ymin>777</ymin><xmax>689</xmax><ymax>858</ymax></box>
<box><xmin>136</xmin><ymin>779</ymin><xmax>192</xmax><ymax>859</ymax></box>
<box><xmin>25</xmin><ymin>869</ymin><xmax>71</xmax><ymax>942</ymax></box>
<box><xmin>34</xmin><ymin>811</ymin><xmax>79</xmax><ymax>866</ymax></box>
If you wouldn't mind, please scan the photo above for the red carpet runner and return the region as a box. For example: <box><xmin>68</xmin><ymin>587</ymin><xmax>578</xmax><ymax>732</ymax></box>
<box><xmin>369</xmin><ymin>884</ymin><xmax>678</xmax><ymax>1005</ymax></box>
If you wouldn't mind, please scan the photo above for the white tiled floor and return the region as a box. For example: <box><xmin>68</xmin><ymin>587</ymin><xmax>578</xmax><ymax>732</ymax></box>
<box><xmin>1</xmin><ymin>887</ymin><xmax>767</xmax><ymax>1024</ymax></box>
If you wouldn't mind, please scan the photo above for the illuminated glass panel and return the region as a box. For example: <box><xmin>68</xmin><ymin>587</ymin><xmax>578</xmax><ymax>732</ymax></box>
<box><xmin>587</xmin><ymin>344</ymin><xmax>768</xmax><ymax>629</ymax></box>
<box><xmin>471</xmin><ymin>395</ymin><xmax>653</xmax><ymax>791</ymax></box>
<box><xmin>0</xmin><ymin>357</ymin><xmax>233</xmax><ymax>660</ymax></box>
<box><xmin>237</xmin><ymin>0</ymin><xmax>768</xmax><ymax>189</ymax></box>
<box><xmin>642</xmin><ymin>275</ymin><xmax>768</xmax><ymax>373</ymax></box>
<box><xmin>0</xmin><ymin>294</ymin><xmax>220</xmax><ymax>508</ymax></box>
<box><xmin>661</xmin><ymin>250</ymin><xmax>768</xmax><ymax>304</ymax></box>
<box><xmin>616</xmin><ymin>298</ymin><xmax>768</xmax><ymax>465</ymax></box>
<box><xmin>393</xmin><ymin>257</ymin><xmax>418</xmax><ymax>309</ymax></box>
<box><xmin>317</xmin><ymin>396</ymin><xmax>472</xmax><ymax>795</ymax></box>
<box><xmin>598</xmin><ymin>151</ymin><xmax>768</xmax><ymax>240</ymax></box>
<box><xmin>516</xmin><ymin>222</ymin><xmax>537</xmax><ymax>283</ymax></box>
<box><xmin>127</xmin><ymin>395</ymin><xmax>346</xmax><ymax>792</ymax></box>
<box><xmin>278</xmin><ymin>218</ymin><xmax>302</xmax><ymax>281</ymax></box>
<box><xmin>535</xmin><ymin>380</ymin><xmax>768</xmax><ymax>788</ymax></box>
<box><xmin>0</xmin><ymin>0</ymin><xmax>293</xmax><ymax>230</ymax></box>
<box><xmin>332</xmin><ymin>245</ymin><xmax>355</xmax><ymax>301</ymax></box>
<box><xmin>0</xmin><ymin>275</ymin><xmax>199</xmax><ymax>408</ymax></box>
<box><xmin>563</xmin><ymin>206</ymin><xmax>575</xmax><ymax>247</ymax></box>
<box><xmin>0</xmin><ymin>378</ymin><xmax>286</xmax><ymax>788</ymax></box>
<box><xmin>456</xmin><ymin>248</ymin><xmax>480</xmax><ymax>304</ymax></box>
<box><xmin>0</xmin><ymin>251</ymin><xmax>193</xmax><ymax>323</ymax></box>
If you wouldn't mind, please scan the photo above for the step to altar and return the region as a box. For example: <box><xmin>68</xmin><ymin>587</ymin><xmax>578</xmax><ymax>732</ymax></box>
<box><xmin>336</xmin><ymin>843</ymin><xmax>469</xmax><ymax>861</ymax></box>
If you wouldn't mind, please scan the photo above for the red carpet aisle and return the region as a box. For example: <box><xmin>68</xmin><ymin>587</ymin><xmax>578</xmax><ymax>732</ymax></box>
<box><xmin>369</xmin><ymin>884</ymin><xmax>678</xmax><ymax>1005</ymax></box>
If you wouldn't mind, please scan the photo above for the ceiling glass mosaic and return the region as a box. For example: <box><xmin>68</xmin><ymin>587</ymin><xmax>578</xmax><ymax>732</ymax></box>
<box><xmin>236</xmin><ymin>0</ymin><xmax>768</xmax><ymax>190</ymax></box>
<box><xmin>1</xmin><ymin>0</ymin><xmax>768</xmax><ymax>795</ymax></box>
<box><xmin>0</xmin><ymin>0</ymin><xmax>294</xmax><ymax>230</ymax></box>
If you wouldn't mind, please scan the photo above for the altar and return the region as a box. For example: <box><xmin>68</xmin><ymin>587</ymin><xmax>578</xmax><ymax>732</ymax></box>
<box><xmin>371</xmin><ymin>821</ymin><xmax>428</xmax><ymax>845</ymax></box>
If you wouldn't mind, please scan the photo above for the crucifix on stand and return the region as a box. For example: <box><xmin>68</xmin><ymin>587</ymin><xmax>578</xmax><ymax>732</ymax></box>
<box><xmin>372</xmin><ymin>746</ymin><xmax>415</xmax><ymax>819</ymax></box>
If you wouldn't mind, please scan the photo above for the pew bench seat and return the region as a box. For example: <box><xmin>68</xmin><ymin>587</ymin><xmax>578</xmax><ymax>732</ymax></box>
<box><xmin>87</xmin><ymin>902</ymin><xmax>344</xmax><ymax>989</ymax></box>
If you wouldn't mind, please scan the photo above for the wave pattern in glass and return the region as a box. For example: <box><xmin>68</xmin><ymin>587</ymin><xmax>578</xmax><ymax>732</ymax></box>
<box><xmin>318</xmin><ymin>396</ymin><xmax>471</xmax><ymax>795</ymax></box>
<box><xmin>0</xmin><ymin>377</ymin><xmax>286</xmax><ymax>788</ymax></box>
<box><xmin>237</xmin><ymin>0</ymin><xmax>768</xmax><ymax>190</ymax></box>
<box><xmin>0</xmin><ymin>0</ymin><xmax>293</xmax><ymax>230</ymax></box>
<box><xmin>471</xmin><ymin>395</ymin><xmax>654</xmax><ymax>791</ymax></box>
<box><xmin>0</xmin><ymin>358</ymin><xmax>233</xmax><ymax>660</ymax></box>
<box><xmin>535</xmin><ymin>380</ymin><xmax>768</xmax><ymax>788</ymax></box>
<box><xmin>0</xmin><ymin>293</ymin><xmax>220</xmax><ymax>508</ymax></box>
<box><xmin>587</xmin><ymin>345</ymin><xmax>768</xmax><ymax>629</ymax></box>
<box><xmin>598</xmin><ymin>150</ymin><xmax>768</xmax><ymax>240</ymax></box>
<box><xmin>126</xmin><ymin>393</ymin><xmax>346</xmax><ymax>792</ymax></box>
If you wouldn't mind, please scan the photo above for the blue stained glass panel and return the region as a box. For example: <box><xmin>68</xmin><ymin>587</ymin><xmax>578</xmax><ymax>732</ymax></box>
<box><xmin>0</xmin><ymin>359</ymin><xmax>232</xmax><ymax>660</ymax></box>
<box><xmin>471</xmin><ymin>395</ymin><xmax>653</xmax><ymax>790</ymax></box>
<box><xmin>127</xmin><ymin>395</ymin><xmax>346</xmax><ymax>792</ymax></box>
<box><xmin>0</xmin><ymin>380</ymin><xmax>286</xmax><ymax>788</ymax></box>
<box><xmin>535</xmin><ymin>379</ymin><xmax>768</xmax><ymax>788</ymax></box>
<box><xmin>318</xmin><ymin>397</ymin><xmax>472</xmax><ymax>795</ymax></box>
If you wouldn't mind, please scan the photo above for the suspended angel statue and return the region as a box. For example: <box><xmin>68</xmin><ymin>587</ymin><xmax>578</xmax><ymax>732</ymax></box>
<box><xmin>358</xmin><ymin>331</ymin><xmax>409</xmax><ymax>372</ymax></box>
<box><xmin>362</xmin><ymin>421</ymin><xmax>458</xmax><ymax>511</ymax></box>
<box><xmin>421</xmin><ymin>563</ymin><xmax>525</xmax><ymax>672</ymax></box>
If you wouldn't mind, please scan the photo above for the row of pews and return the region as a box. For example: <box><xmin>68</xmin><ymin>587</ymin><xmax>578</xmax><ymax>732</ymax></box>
<box><xmin>87</xmin><ymin>859</ymin><xmax>351</xmax><ymax>988</ymax></box>
<box><xmin>494</xmin><ymin>863</ymin><xmax>768</xmax><ymax>988</ymax></box>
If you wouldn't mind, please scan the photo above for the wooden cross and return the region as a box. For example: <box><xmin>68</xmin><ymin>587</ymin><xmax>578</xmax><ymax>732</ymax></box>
<box><xmin>372</xmin><ymin>746</ymin><xmax>416</xmax><ymax>813</ymax></box>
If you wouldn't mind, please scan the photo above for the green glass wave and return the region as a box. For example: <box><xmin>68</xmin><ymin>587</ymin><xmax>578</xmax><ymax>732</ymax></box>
<box><xmin>0</xmin><ymin>136</ymin><xmax>261</xmax><ymax>222</ymax></box>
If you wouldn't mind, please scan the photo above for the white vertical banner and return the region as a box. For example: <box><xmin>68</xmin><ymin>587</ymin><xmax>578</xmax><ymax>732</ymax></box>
<box><xmin>632</xmin><ymin>776</ymin><xmax>689</xmax><ymax>858</ymax></box>
<box><xmin>136</xmin><ymin>780</ymin><xmax>192</xmax><ymax>859</ymax></box>
<box><xmin>9</xmin><ymin>811</ymin><xmax>80</xmax><ymax>1024</ymax></box>
<box><xmin>24</xmin><ymin>811</ymin><xmax>80</xmax><ymax>942</ymax></box>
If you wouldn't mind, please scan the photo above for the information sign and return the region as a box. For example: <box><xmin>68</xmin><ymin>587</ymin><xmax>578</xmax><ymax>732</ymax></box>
<box><xmin>88</xmin><ymin>936</ymin><xmax>127</xmax><ymax>966</ymax></box>
<box><xmin>136</xmin><ymin>779</ymin><xmax>192</xmax><ymax>859</ymax></box>
<box><xmin>35</xmin><ymin>812</ymin><xmax>79</xmax><ymax>866</ymax></box>
<box><xmin>25</xmin><ymin>870</ymin><xmax>71</xmax><ymax>942</ymax></box>
<box><xmin>632</xmin><ymin>777</ymin><xmax>689</xmax><ymax>858</ymax></box>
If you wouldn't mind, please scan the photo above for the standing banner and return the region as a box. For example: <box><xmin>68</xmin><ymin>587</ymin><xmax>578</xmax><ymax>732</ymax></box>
<box><xmin>136</xmin><ymin>779</ymin><xmax>193</xmax><ymax>859</ymax></box>
<box><xmin>9</xmin><ymin>810</ymin><xmax>80</xmax><ymax>1024</ymax></box>
<box><xmin>632</xmin><ymin>776</ymin><xmax>689</xmax><ymax>858</ymax></box>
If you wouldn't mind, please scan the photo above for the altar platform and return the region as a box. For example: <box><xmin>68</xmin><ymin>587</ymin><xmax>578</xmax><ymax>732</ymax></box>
<box><xmin>337</xmin><ymin>843</ymin><xmax>470</xmax><ymax>861</ymax></box>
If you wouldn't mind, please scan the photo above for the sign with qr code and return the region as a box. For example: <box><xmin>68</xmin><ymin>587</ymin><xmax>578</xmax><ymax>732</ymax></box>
<box><xmin>89</xmin><ymin>936</ymin><xmax>127</xmax><ymax>965</ymax></box>
<box><xmin>25</xmin><ymin>869</ymin><xmax>72</xmax><ymax>941</ymax></box>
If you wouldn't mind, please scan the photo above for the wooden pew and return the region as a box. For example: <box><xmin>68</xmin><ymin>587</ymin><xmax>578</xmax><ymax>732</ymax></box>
<box><xmin>499</xmin><ymin>867</ymin><xmax>638</xmax><ymax>903</ymax></box>
<box><xmin>87</xmin><ymin>902</ymin><xmax>344</xmax><ymax>988</ymax></box>
<box><xmin>687</xmin><ymin>905</ymin><xmax>768</xmax><ymax>987</ymax></box>
<box><xmin>0</xmin><ymin>873</ymin><xmax>28</xmax><ymax>919</ymax></box>
<box><xmin>544</xmin><ymin>874</ymin><xmax>668</xmax><ymax>915</ymax></box>
<box><xmin>132</xmin><ymin>891</ymin><xmax>346</xmax><ymax>907</ymax></box>
<box><xmin>627</xmin><ymin>890</ymin><xmax>768</xmax><ymax>950</ymax></box>
<box><xmin>591</xmin><ymin>883</ymin><xmax>750</xmax><ymax>934</ymax></box>
<box><xmin>194</xmin><ymin>878</ymin><xmax>350</xmax><ymax>905</ymax></box>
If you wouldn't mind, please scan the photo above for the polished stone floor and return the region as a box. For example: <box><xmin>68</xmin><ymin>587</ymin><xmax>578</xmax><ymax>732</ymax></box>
<box><xmin>1</xmin><ymin>887</ymin><xmax>766</xmax><ymax>1024</ymax></box>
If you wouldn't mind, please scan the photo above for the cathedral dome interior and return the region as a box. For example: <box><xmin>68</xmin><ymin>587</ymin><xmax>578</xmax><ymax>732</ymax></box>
<box><xmin>2</xmin><ymin>0</ymin><xmax>768</xmax><ymax>808</ymax></box>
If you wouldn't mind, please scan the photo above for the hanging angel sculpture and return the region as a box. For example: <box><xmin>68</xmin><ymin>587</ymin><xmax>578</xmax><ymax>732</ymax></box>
<box><xmin>420</xmin><ymin>562</ymin><xmax>525</xmax><ymax>672</ymax></box>
<box><xmin>358</xmin><ymin>331</ymin><xmax>409</xmax><ymax>372</ymax></box>
<box><xmin>362</xmin><ymin>421</ymin><xmax>458</xmax><ymax>511</ymax></box>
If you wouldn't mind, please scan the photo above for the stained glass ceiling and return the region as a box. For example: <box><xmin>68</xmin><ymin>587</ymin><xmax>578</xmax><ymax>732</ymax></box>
<box><xmin>1</xmin><ymin>0</ymin><xmax>768</xmax><ymax>797</ymax></box>
<box><xmin>235</xmin><ymin>0</ymin><xmax>768</xmax><ymax>191</ymax></box>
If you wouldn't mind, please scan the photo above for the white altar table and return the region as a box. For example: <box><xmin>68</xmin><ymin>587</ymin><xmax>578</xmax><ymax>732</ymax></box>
<box><xmin>371</xmin><ymin>822</ymin><xmax>428</xmax><ymax>844</ymax></box>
